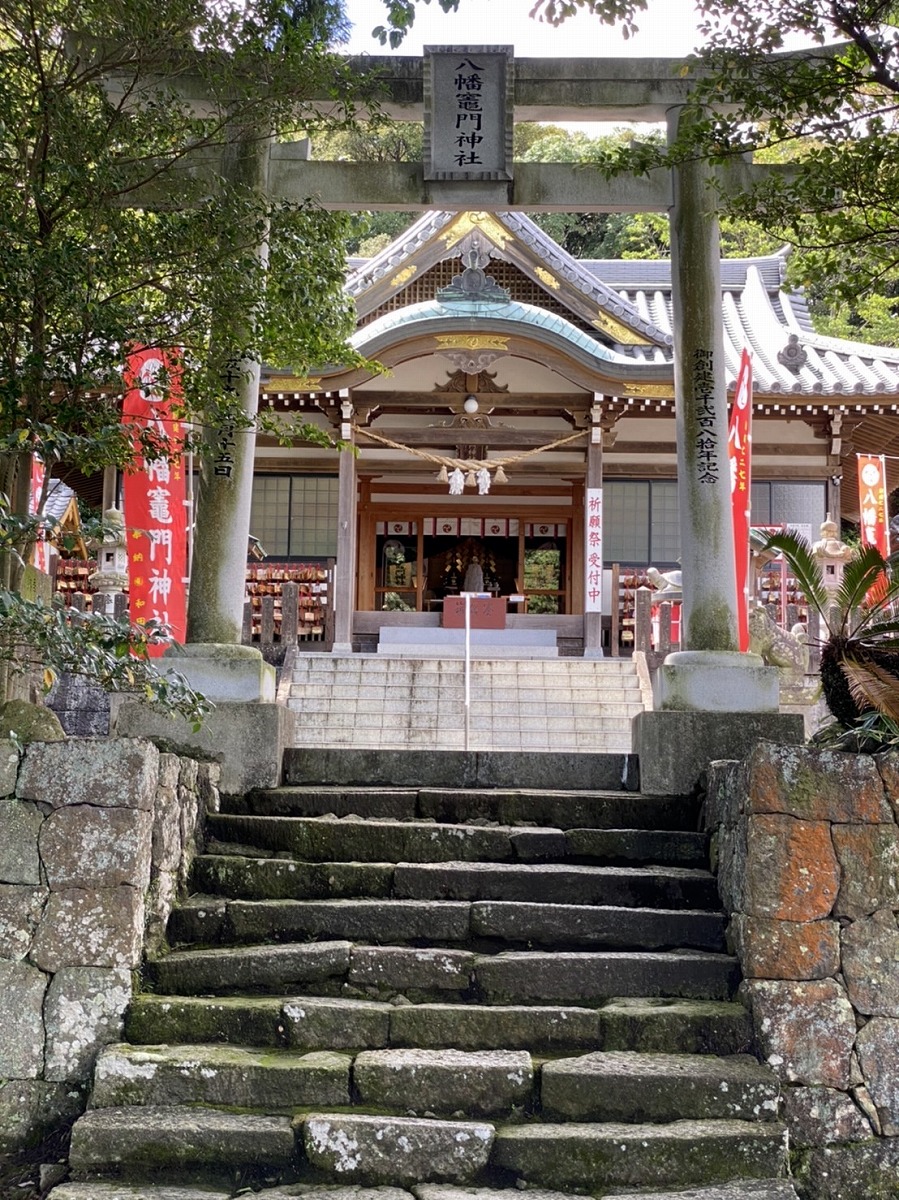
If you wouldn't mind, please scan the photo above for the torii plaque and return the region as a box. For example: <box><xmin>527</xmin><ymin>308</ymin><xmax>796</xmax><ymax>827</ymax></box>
<box><xmin>424</xmin><ymin>45</ymin><xmax>514</xmax><ymax>182</ymax></box>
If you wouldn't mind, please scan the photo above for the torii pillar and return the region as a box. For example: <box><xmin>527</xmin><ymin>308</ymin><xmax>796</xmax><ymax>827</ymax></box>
<box><xmin>633</xmin><ymin>104</ymin><xmax>798</xmax><ymax>793</ymax></box>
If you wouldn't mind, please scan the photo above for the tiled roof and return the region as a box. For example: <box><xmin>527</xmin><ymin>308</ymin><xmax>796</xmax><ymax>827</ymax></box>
<box><xmin>345</xmin><ymin>210</ymin><xmax>899</xmax><ymax>399</ymax></box>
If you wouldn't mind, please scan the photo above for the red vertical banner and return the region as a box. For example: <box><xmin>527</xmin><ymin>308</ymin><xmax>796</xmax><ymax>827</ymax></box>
<box><xmin>728</xmin><ymin>349</ymin><xmax>753</xmax><ymax>650</ymax></box>
<box><xmin>857</xmin><ymin>454</ymin><xmax>890</xmax><ymax>604</ymax></box>
<box><xmin>122</xmin><ymin>348</ymin><xmax>189</xmax><ymax>655</ymax></box>
<box><xmin>29</xmin><ymin>457</ymin><xmax>51</xmax><ymax>573</ymax></box>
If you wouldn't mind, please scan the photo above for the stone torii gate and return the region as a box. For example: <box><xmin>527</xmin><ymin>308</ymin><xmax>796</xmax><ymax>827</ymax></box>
<box><xmin>149</xmin><ymin>48</ymin><xmax>802</xmax><ymax>790</ymax></box>
<box><xmin>178</xmin><ymin>52</ymin><xmax>783</xmax><ymax>714</ymax></box>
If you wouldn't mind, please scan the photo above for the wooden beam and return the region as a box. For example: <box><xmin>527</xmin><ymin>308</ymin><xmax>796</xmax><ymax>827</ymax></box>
<box><xmin>359</xmin><ymin>428</ymin><xmax>580</xmax><ymax>448</ymax></box>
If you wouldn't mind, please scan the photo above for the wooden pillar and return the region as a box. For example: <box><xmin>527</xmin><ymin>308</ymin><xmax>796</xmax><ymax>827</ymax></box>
<box><xmin>583</xmin><ymin>396</ymin><xmax>605</xmax><ymax>657</ymax></box>
<box><xmin>332</xmin><ymin>397</ymin><xmax>357</xmax><ymax>653</ymax></box>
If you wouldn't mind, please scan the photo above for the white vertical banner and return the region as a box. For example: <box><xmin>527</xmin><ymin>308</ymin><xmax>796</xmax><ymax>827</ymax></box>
<box><xmin>585</xmin><ymin>487</ymin><xmax>603</xmax><ymax>613</ymax></box>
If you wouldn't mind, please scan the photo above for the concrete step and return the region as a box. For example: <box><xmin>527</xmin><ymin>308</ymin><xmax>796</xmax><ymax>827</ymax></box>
<box><xmin>91</xmin><ymin>1043</ymin><xmax>352</xmax><ymax>1110</ymax></box>
<box><xmin>392</xmin><ymin>863</ymin><xmax>720</xmax><ymax>909</ymax></box>
<box><xmin>474</xmin><ymin>950</ymin><xmax>739</xmax><ymax>1005</ymax></box>
<box><xmin>539</xmin><ymin>1051</ymin><xmax>779</xmax><ymax>1123</ymax></box>
<box><xmin>228</xmin><ymin>788</ymin><xmax>696</xmax><ymax>831</ymax></box>
<box><xmin>203</xmin><ymin>817</ymin><xmax>708</xmax><ymax>870</ymax></box>
<box><xmin>491</xmin><ymin>1120</ymin><xmax>789</xmax><ymax>1192</ymax></box>
<box><xmin>353</xmin><ymin>1049</ymin><xmax>533</xmax><ymax>1116</ymax></box>
<box><xmin>125</xmin><ymin>994</ymin><xmax>753</xmax><ymax>1057</ymax></box>
<box><xmin>68</xmin><ymin>1106</ymin><xmax>296</xmax><ymax>1179</ymax></box>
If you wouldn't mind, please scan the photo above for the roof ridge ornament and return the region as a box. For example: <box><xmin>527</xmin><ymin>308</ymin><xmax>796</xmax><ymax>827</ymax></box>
<box><xmin>778</xmin><ymin>333</ymin><xmax>808</xmax><ymax>373</ymax></box>
<box><xmin>436</xmin><ymin>236</ymin><xmax>511</xmax><ymax>305</ymax></box>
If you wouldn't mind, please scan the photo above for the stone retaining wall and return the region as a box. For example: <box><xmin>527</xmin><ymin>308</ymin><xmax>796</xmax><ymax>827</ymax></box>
<box><xmin>706</xmin><ymin>742</ymin><xmax>899</xmax><ymax>1199</ymax></box>
<box><xmin>0</xmin><ymin>737</ymin><xmax>218</xmax><ymax>1151</ymax></box>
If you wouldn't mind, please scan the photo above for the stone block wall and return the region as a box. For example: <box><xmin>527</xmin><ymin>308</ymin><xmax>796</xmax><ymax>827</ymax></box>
<box><xmin>706</xmin><ymin>742</ymin><xmax>899</xmax><ymax>1199</ymax></box>
<box><xmin>0</xmin><ymin>737</ymin><xmax>218</xmax><ymax>1151</ymax></box>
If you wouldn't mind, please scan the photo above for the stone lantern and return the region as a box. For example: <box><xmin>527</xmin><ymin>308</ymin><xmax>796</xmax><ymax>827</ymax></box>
<box><xmin>89</xmin><ymin>508</ymin><xmax>130</xmax><ymax>616</ymax></box>
<box><xmin>811</xmin><ymin>513</ymin><xmax>854</xmax><ymax>594</ymax></box>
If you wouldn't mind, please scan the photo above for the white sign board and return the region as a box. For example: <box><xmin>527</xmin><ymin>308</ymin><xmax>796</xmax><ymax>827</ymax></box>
<box><xmin>585</xmin><ymin>487</ymin><xmax>603</xmax><ymax>614</ymax></box>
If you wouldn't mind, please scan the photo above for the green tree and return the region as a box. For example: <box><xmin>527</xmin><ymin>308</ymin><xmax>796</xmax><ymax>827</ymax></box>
<box><xmin>0</xmin><ymin>0</ymin><xmax>371</xmax><ymax>701</ymax></box>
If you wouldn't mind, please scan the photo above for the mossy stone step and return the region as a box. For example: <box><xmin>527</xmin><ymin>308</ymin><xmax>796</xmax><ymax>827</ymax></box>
<box><xmin>490</xmin><ymin>1120</ymin><xmax>789</xmax><ymax>1191</ymax></box>
<box><xmin>393</xmin><ymin>862</ymin><xmax>719</xmax><ymax>909</ymax></box>
<box><xmin>469</xmin><ymin>901</ymin><xmax>726</xmax><ymax>952</ymax></box>
<box><xmin>540</xmin><ymin>1051</ymin><xmax>779</xmax><ymax>1122</ymax></box>
<box><xmin>91</xmin><ymin>1043</ymin><xmax>352</xmax><ymax>1111</ymax></box>
<box><xmin>227</xmin><ymin>899</ymin><xmax>472</xmax><ymax>945</ymax></box>
<box><xmin>229</xmin><ymin>788</ymin><xmax>420</xmax><ymax>819</ymax></box>
<box><xmin>475</xmin><ymin>950</ymin><xmax>740</xmax><ymax>1005</ymax></box>
<box><xmin>602</xmin><ymin>1183</ymin><xmax>800</xmax><ymax>1199</ymax></box>
<box><xmin>233</xmin><ymin>787</ymin><xmax>696</xmax><ymax>831</ymax></box>
<box><xmin>191</xmin><ymin>856</ymin><xmax>394</xmax><ymax>901</ymax></box>
<box><xmin>68</xmin><ymin>1106</ymin><xmax>296</xmax><ymax>1176</ymax></box>
<box><xmin>353</xmin><ymin>1049</ymin><xmax>533</xmax><ymax>1116</ymax></box>
<box><xmin>301</xmin><ymin>1114</ymin><xmax>494</xmax><ymax>1185</ymax></box>
<box><xmin>126</xmin><ymin>994</ymin><xmax>752</xmax><ymax>1057</ymax></box>
<box><xmin>205</xmin><ymin>816</ymin><xmax>708</xmax><ymax>871</ymax></box>
<box><xmin>205</xmin><ymin>814</ymin><xmax>524</xmax><ymax>864</ymax></box>
<box><xmin>170</xmin><ymin>894</ymin><xmax>723</xmax><ymax>950</ymax></box>
<box><xmin>149</xmin><ymin>941</ymin><xmax>351</xmax><ymax>995</ymax></box>
<box><xmin>48</xmin><ymin>1185</ymin><xmax>234</xmax><ymax>1199</ymax></box>
<box><xmin>565</xmin><ymin>827</ymin><xmax>708</xmax><ymax>866</ymax></box>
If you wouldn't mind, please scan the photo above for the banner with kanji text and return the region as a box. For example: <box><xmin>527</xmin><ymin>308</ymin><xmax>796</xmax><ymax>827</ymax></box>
<box><xmin>857</xmin><ymin>454</ymin><xmax>890</xmax><ymax>605</ymax></box>
<box><xmin>122</xmin><ymin>348</ymin><xmax>189</xmax><ymax>655</ymax></box>
<box><xmin>728</xmin><ymin>348</ymin><xmax>753</xmax><ymax>650</ymax></box>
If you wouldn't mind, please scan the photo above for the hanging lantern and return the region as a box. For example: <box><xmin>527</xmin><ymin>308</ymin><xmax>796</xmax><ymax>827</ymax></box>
<box><xmin>493</xmin><ymin>464</ymin><xmax>508</xmax><ymax>485</ymax></box>
<box><xmin>436</xmin><ymin>464</ymin><xmax>448</xmax><ymax>484</ymax></box>
<box><xmin>465</xmin><ymin>469</ymin><xmax>477</xmax><ymax>489</ymax></box>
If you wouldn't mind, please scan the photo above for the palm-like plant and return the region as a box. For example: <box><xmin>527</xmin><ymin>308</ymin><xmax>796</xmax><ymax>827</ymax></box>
<box><xmin>763</xmin><ymin>531</ymin><xmax>899</xmax><ymax>728</ymax></box>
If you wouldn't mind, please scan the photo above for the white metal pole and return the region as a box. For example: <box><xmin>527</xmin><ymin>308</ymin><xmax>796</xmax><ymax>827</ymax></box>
<box><xmin>464</xmin><ymin>591</ymin><xmax>471</xmax><ymax>752</ymax></box>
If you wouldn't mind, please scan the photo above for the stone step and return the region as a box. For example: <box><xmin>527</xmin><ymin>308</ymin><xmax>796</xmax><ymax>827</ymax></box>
<box><xmin>149</xmin><ymin>938</ymin><xmax>735</xmax><ymax>1004</ymax></box>
<box><xmin>227</xmin><ymin>788</ymin><xmax>696</xmax><ymax>831</ymax></box>
<box><xmin>169</xmin><ymin>895</ymin><xmax>724</xmax><ymax>951</ymax></box>
<box><xmin>149</xmin><ymin>941</ymin><xmax>352</xmax><ymax>995</ymax></box>
<box><xmin>203</xmin><ymin>817</ymin><xmax>708</xmax><ymax>870</ymax></box>
<box><xmin>469</xmin><ymin>901</ymin><xmax>726</xmax><ymax>952</ymax></box>
<box><xmin>491</xmin><ymin>1120</ymin><xmax>789</xmax><ymax>1191</ymax></box>
<box><xmin>91</xmin><ymin>1043</ymin><xmax>352</xmax><ymax>1110</ymax></box>
<box><xmin>417</xmin><ymin>1184</ymin><xmax>800</xmax><ymax>1200</ymax></box>
<box><xmin>301</xmin><ymin>1114</ymin><xmax>495</xmax><ymax>1185</ymax></box>
<box><xmin>392</xmin><ymin>863</ymin><xmax>720</xmax><ymax>909</ymax></box>
<box><xmin>353</xmin><ymin>1049</ymin><xmax>533</xmax><ymax>1116</ymax></box>
<box><xmin>474</xmin><ymin>950</ymin><xmax>739</xmax><ymax>1004</ymax></box>
<box><xmin>125</xmin><ymin>994</ymin><xmax>753</xmax><ymax>1057</ymax></box>
<box><xmin>47</xmin><ymin>1181</ymin><xmax>801</xmax><ymax>1200</ymax></box>
<box><xmin>539</xmin><ymin>1051</ymin><xmax>779</xmax><ymax>1123</ymax></box>
<box><xmin>191</xmin><ymin>856</ymin><xmax>395</xmax><ymax>901</ymax></box>
<box><xmin>281</xmin><ymin>749</ymin><xmax>639</xmax><ymax>793</ymax></box>
<box><xmin>68</xmin><ymin>1106</ymin><xmax>296</xmax><ymax>1179</ymax></box>
<box><xmin>203</xmin><ymin>815</ymin><xmax>556</xmax><ymax>864</ymax></box>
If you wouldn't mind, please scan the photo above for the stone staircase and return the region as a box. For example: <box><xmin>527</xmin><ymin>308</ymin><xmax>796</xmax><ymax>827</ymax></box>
<box><xmin>51</xmin><ymin>753</ymin><xmax>798</xmax><ymax>1200</ymax></box>
<box><xmin>282</xmin><ymin>654</ymin><xmax>651</xmax><ymax>753</ymax></box>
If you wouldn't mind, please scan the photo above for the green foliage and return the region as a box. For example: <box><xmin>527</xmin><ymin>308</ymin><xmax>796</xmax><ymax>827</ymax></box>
<box><xmin>763</xmin><ymin>529</ymin><xmax>899</xmax><ymax>731</ymax></box>
<box><xmin>372</xmin><ymin>0</ymin><xmax>648</xmax><ymax>45</ymax></box>
<box><xmin>0</xmin><ymin>591</ymin><xmax>210</xmax><ymax>728</ymax></box>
